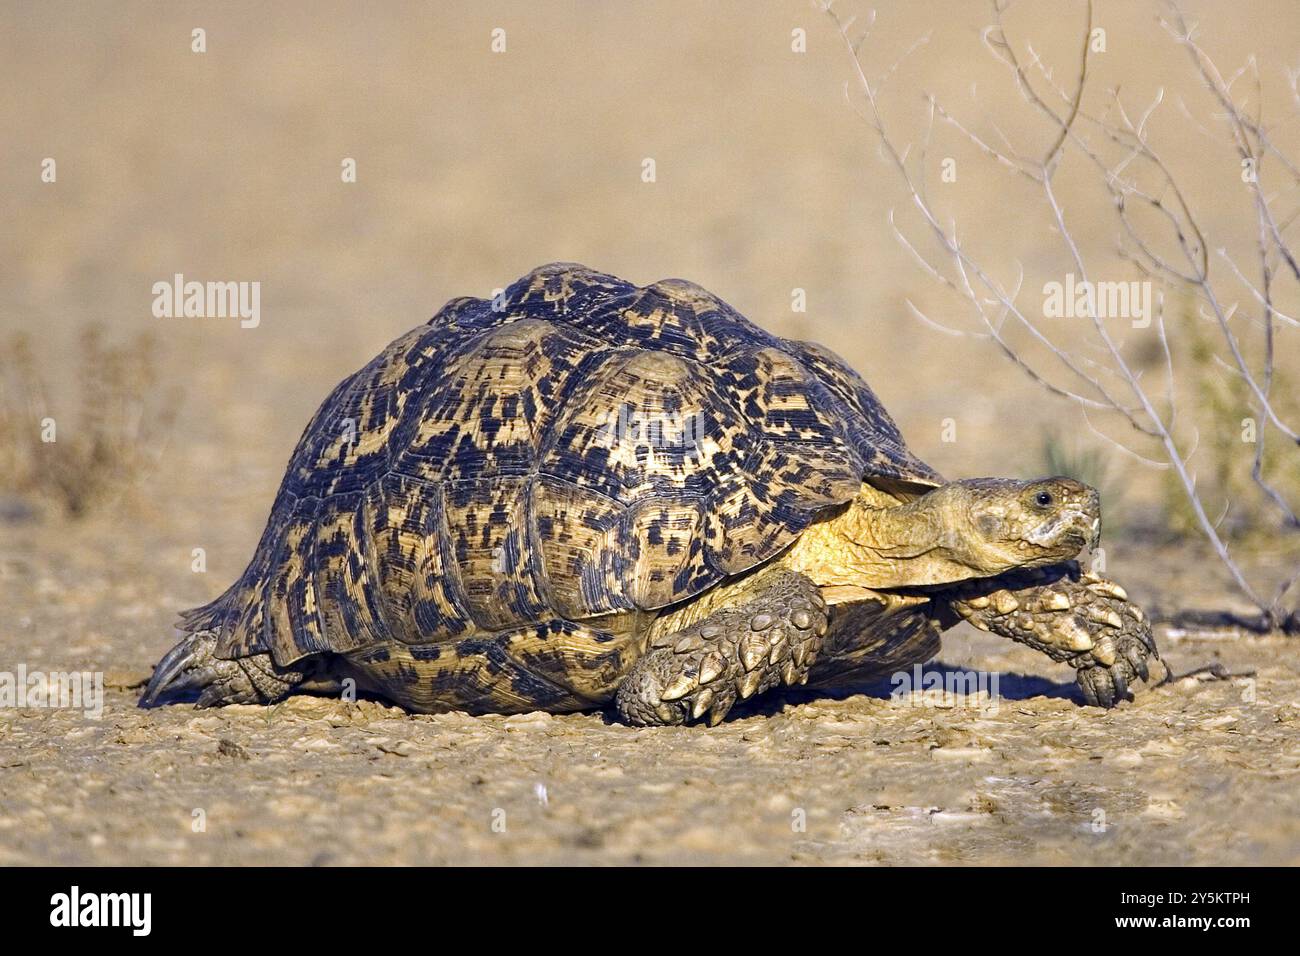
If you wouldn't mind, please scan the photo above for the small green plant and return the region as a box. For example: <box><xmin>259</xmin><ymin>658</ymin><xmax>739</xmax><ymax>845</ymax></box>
<box><xmin>1162</xmin><ymin>309</ymin><xmax>1300</xmax><ymax>543</ymax></box>
<box><xmin>1040</xmin><ymin>431</ymin><xmax>1110</xmax><ymax>490</ymax></box>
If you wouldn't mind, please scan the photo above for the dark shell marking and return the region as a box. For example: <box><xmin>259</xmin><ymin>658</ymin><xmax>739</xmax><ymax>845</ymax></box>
<box><xmin>180</xmin><ymin>263</ymin><xmax>940</xmax><ymax>712</ymax></box>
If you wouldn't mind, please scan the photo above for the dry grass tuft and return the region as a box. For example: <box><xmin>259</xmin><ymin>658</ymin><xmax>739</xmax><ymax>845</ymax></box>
<box><xmin>0</xmin><ymin>324</ymin><xmax>178</xmax><ymax>520</ymax></box>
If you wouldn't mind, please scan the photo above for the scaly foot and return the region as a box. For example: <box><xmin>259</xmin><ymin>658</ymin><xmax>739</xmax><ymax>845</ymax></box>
<box><xmin>944</xmin><ymin>564</ymin><xmax>1161</xmax><ymax>707</ymax></box>
<box><xmin>615</xmin><ymin>570</ymin><xmax>829</xmax><ymax>726</ymax></box>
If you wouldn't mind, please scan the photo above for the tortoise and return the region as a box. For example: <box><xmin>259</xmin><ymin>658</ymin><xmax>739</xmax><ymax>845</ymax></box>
<box><xmin>142</xmin><ymin>262</ymin><xmax>1160</xmax><ymax>725</ymax></box>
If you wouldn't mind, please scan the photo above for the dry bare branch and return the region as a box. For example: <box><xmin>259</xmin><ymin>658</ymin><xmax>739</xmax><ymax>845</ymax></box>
<box><xmin>821</xmin><ymin>0</ymin><xmax>1300</xmax><ymax>623</ymax></box>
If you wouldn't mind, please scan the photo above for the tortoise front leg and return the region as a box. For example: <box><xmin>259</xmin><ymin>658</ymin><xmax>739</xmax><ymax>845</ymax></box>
<box><xmin>615</xmin><ymin>569</ymin><xmax>829</xmax><ymax>726</ymax></box>
<box><xmin>939</xmin><ymin>563</ymin><xmax>1162</xmax><ymax>707</ymax></box>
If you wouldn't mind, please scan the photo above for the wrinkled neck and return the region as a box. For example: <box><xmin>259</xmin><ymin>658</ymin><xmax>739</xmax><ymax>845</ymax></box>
<box><xmin>780</xmin><ymin>489</ymin><xmax>983</xmax><ymax>588</ymax></box>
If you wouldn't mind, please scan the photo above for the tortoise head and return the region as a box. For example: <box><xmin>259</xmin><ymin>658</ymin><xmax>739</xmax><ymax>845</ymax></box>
<box><xmin>782</xmin><ymin>475</ymin><xmax>1102</xmax><ymax>590</ymax></box>
<box><xmin>927</xmin><ymin>476</ymin><xmax>1101</xmax><ymax>576</ymax></box>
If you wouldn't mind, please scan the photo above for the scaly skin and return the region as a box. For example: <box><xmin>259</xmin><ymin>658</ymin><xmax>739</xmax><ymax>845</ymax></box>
<box><xmin>783</xmin><ymin>477</ymin><xmax>1101</xmax><ymax>588</ymax></box>
<box><xmin>938</xmin><ymin>562</ymin><xmax>1161</xmax><ymax>707</ymax></box>
<box><xmin>615</xmin><ymin>569</ymin><xmax>829</xmax><ymax>726</ymax></box>
<box><xmin>140</xmin><ymin>630</ymin><xmax>307</xmax><ymax>707</ymax></box>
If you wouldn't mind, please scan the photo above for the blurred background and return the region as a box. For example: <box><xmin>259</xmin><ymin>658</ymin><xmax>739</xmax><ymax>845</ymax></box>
<box><xmin>2</xmin><ymin>0</ymin><xmax>1298</xmax><ymax>622</ymax></box>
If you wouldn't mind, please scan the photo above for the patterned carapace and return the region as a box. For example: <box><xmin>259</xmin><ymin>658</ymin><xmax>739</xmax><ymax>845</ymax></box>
<box><xmin>178</xmin><ymin>263</ymin><xmax>942</xmax><ymax>710</ymax></box>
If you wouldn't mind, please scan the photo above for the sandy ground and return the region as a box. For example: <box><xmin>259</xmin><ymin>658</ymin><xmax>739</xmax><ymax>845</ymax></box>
<box><xmin>3</xmin><ymin>0</ymin><xmax>1299</xmax><ymax>865</ymax></box>
<box><xmin>3</xmin><ymin>627</ymin><xmax>1298</xmax><ymax>867</ymax></box>
<box><xmin>2</xmin><ymin>513</ymin><xmax>1297</xmax><ymax>866</ymax></box>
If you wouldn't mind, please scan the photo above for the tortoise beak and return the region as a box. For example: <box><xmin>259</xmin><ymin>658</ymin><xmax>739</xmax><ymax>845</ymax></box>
<box><xmin>1065</xmin><ymin>504</ymin><xmax>1101</xmax><ymax>552</ymax></box>
<box><xmin>1055</xmin><ymin>499</ymin><xmax>1100</xmax><ymax>555</ymax></box>
<box><xmin>1085</xmin><ymin>487</ymin><xmax>1102</xmax><ymax>549</ymax></box>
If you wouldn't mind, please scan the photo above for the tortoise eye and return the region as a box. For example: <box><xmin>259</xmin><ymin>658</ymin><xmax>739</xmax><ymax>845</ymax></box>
<box><xmin>1034</xmin><ymin>491</ymin><xmax>1054</xmax><ymax>508</ymax></box>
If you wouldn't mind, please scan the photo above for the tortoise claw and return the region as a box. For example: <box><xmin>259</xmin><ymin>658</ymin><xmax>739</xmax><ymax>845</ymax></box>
<box><xmin>1109</xmin><ymin>666</ymin><xmax>1130</xmax><ymax>704</ymax></box>
<box><xmin>1076</xmin><ymin>665</ymin><xmax>1107</xmax><ymax>712</ymax></box>
<box><xmin>1076</xmin><ymin>665</ymin><xmax>1107</xmax><ymax>708</ymax></box>
<box><xmin>1075</xmin><ymin>659</ymin><xmax>1139</xmax><ymax>708</ymax></box>
<box><xmin>140</xmin><ymin>633</ymin><xmax>212</xmax><ymax>706</ymax></box>
<box><xmin>1124</xmin><ymin>643</ymin><xmax>1150</xmax><ymax>682</ymax></box>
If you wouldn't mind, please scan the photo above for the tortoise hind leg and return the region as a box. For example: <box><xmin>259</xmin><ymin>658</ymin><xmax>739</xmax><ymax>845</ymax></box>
<box><xmin>140</xmin><ymin>630</ymin><xmax>324</xmax><ymax>708</ymax></box>
<box><xmin>615</xmin><ymin>569</ymin><xmax>829</xmax><ymax>727</ymax></box>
